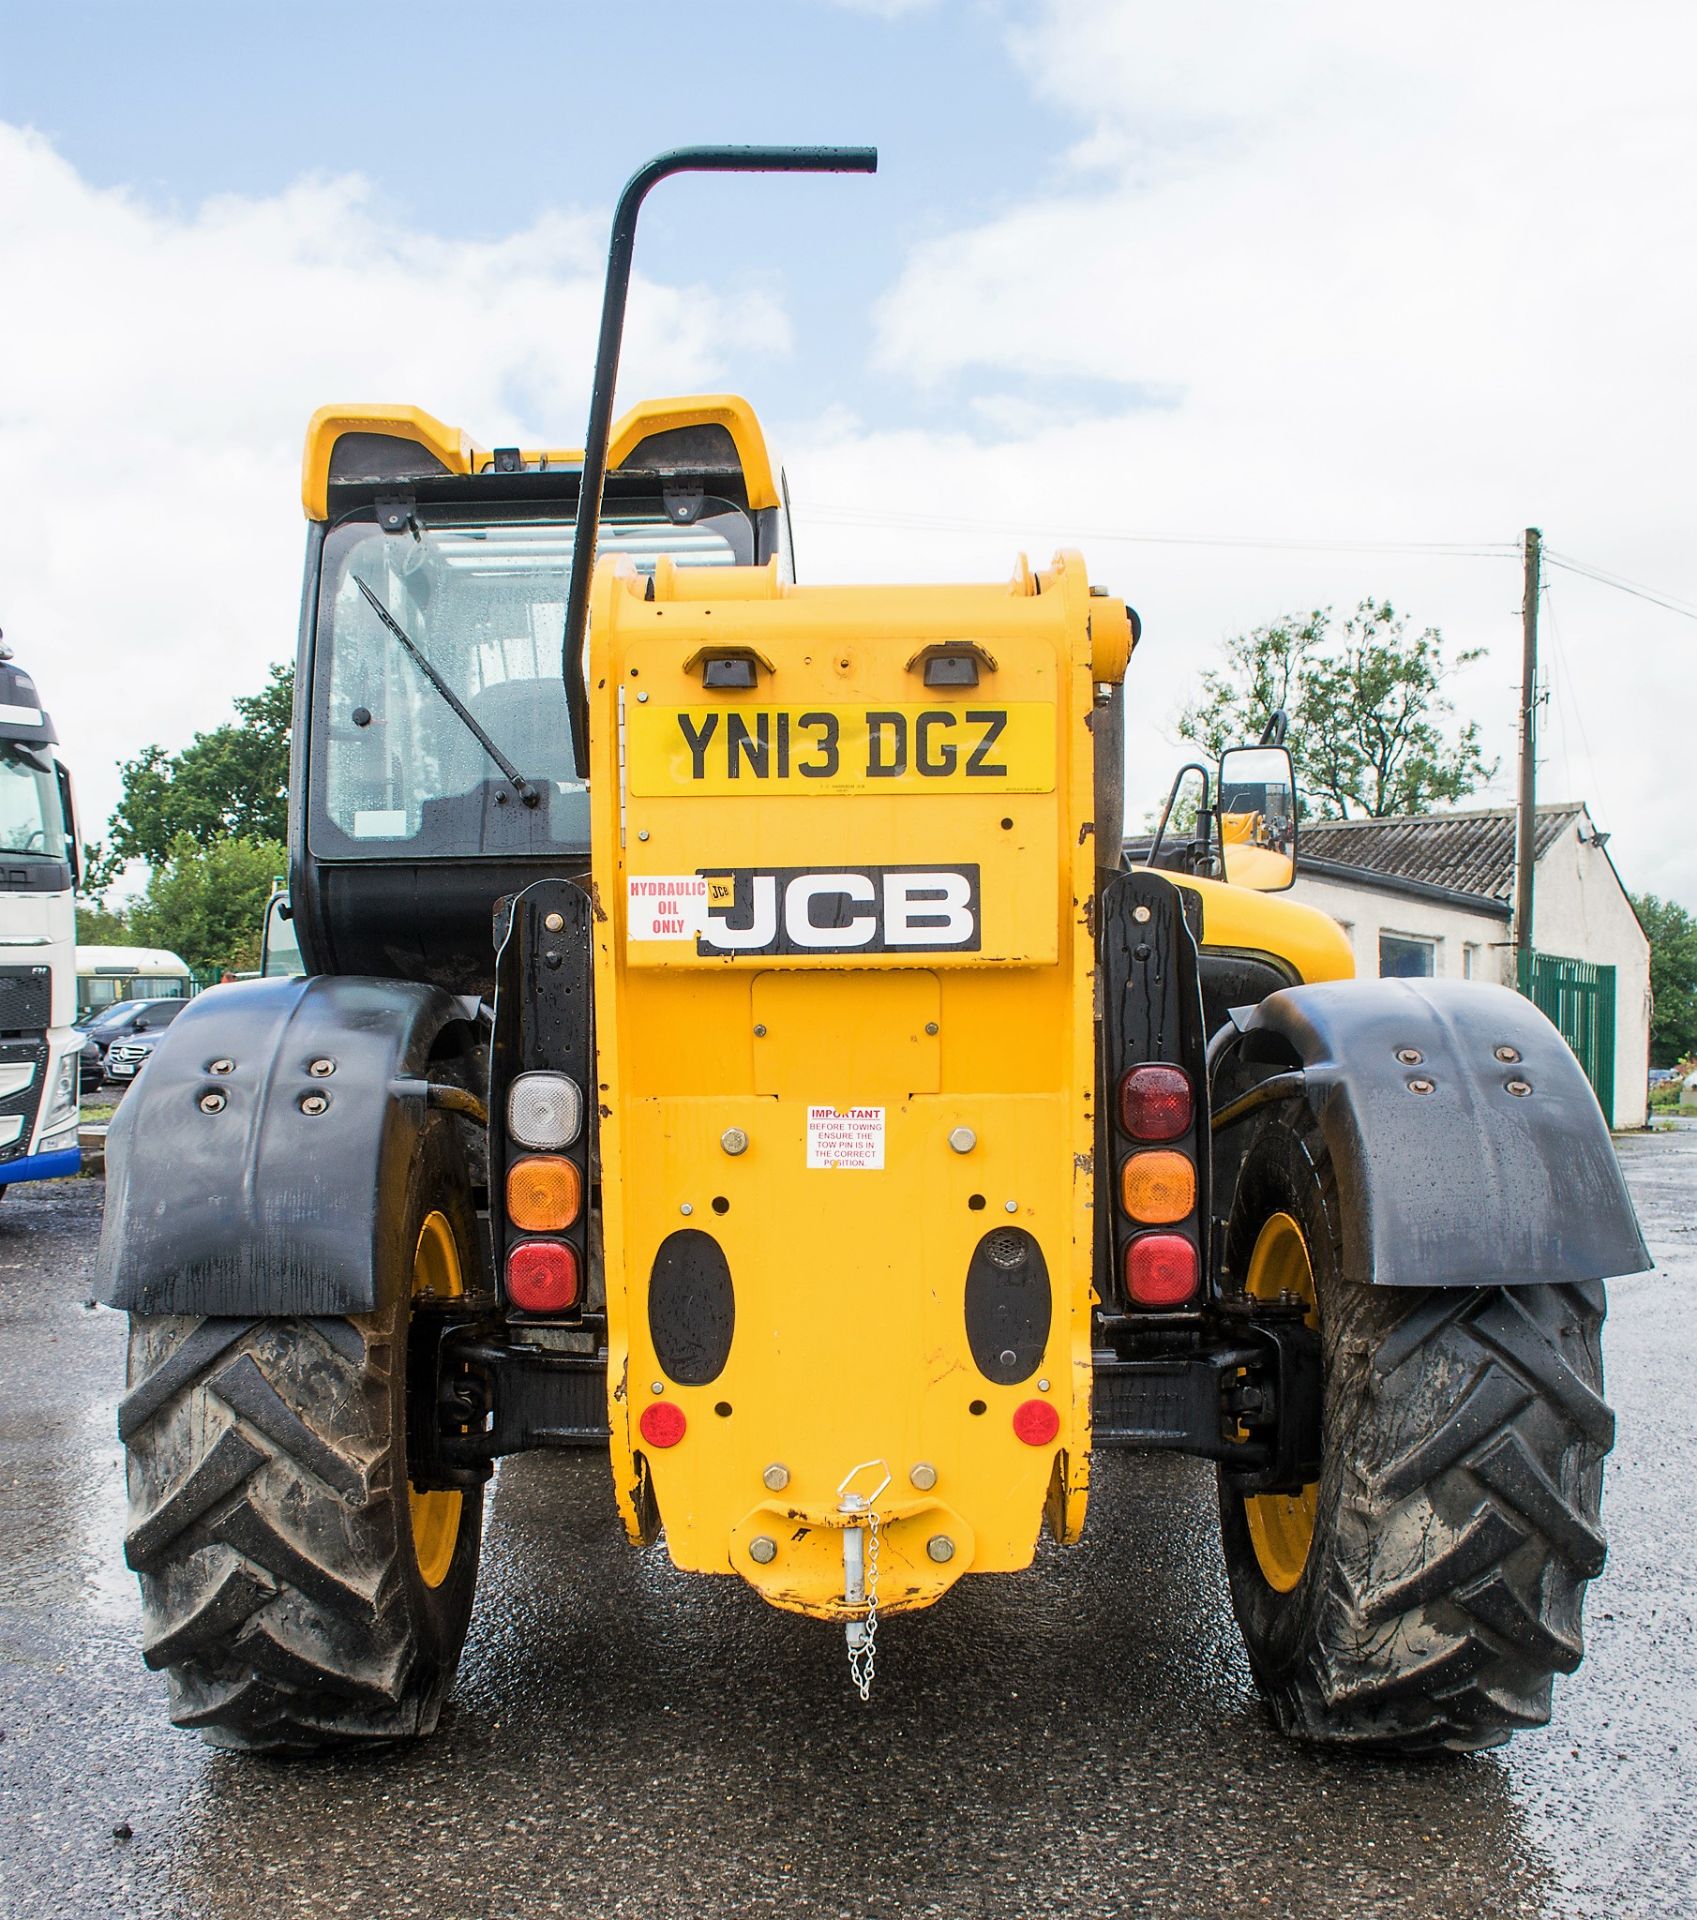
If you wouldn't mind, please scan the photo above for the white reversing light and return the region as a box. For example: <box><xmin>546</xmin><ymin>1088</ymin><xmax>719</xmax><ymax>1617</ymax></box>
<box><xmin>508</xmin><ymin>1073</ymin><xmax>582</xmax><ymax>1150</ymax></box>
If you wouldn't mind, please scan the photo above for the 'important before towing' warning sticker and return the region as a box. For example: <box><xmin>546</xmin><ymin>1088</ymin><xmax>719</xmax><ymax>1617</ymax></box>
<box><xmin>806</xmin><ymin>1106</ymin><xmax>885</xmax><ymax>1171</ymax></box>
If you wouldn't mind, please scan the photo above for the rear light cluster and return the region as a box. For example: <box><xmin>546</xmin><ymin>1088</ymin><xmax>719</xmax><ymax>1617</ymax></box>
<box><xmin>504</xmin><ymin>1072</ymin><xmax>584</xmax><ymax>1313</ymax></box>
<box><xmin>1117</xmin><ymin>1065</ymin><xmax>1201</xmax><ymax>1309</ymax></box>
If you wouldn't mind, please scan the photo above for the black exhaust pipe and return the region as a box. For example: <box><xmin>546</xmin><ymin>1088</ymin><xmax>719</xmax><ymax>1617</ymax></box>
<box><xmin>561</xmin><ymin>144</ymin><xmax>878</xmax><ymax>772</ymax></box>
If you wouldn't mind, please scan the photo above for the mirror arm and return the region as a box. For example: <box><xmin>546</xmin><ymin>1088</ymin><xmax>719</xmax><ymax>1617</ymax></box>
<box><xmin>1258</xmin><ymin>708</ymin><xmax>1290</xmax><ymax>749</ymax></box>
<box><xmin>1147</xmin><ymin>762</ymin><xmax>1214</xmax><ymax>870</ymax></box>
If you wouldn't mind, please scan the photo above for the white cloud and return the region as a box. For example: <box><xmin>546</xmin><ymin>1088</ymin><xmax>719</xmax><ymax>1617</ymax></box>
<box><xmin>788</xmin><ymin>0</ymin><xmax>1697</xmax><ymax>906</ymax></box>
<box><xmin>0</xmin><ymin>123</ymin><xmax>789</xmax><ymax>846</ymax></box>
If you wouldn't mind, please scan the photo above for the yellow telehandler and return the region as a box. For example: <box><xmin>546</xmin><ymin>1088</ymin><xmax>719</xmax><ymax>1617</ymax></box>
<box><xmin>101</xmin><ymin>148</ymin><xmax>1648</xmax><ymax>1755</ymax></box>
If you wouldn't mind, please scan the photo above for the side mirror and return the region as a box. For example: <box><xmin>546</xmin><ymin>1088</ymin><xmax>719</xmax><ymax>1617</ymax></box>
<box><xmin>1217</xmin><ymin>744</ymin><xmax>1297</xmax><ymax>892</ymax></box>
<box><xmin>56</xmin><ymin>761</ymin><xmax>81</xmax><ymax>890</ymax></box>
<box><xmin>262</xmin><ymin>891</ymin><xmax>304</xmax><ymax>978</ymax></box>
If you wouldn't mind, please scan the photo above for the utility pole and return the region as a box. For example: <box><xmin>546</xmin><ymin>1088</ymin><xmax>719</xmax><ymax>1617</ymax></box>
<box><xmin>1514</xmin><ymin>526</ymin><xmax>1541</xmax><ymax>992</ymax></box>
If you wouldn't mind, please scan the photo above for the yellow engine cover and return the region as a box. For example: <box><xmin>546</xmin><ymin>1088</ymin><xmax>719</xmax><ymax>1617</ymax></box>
<box><xmin>588</xmin><ymin>550</ymin><xmax>1127</xmax><ymax>1620</ymax></box>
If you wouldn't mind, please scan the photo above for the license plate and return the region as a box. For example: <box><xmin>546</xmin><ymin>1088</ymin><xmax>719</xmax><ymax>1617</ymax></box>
<box><xmin>627</xmin><ymin>702</ymin><xmax>1055</xmax><ymax>796</ymax></box>
<box><xmin>109</xmin><ymin>1063</ymin><xmax>135</xmax><ymax>1077</ymax></box>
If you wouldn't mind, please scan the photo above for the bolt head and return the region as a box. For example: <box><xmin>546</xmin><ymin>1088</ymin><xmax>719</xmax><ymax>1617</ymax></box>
<box><xmin>208</xmin><ymin>1058</ymin><xmax>234</xmax><ymax>1076</ymax></box>
<box><xmin>300</xmin><ymin>1093</ymin><xmax>329</xmax><ymax>1115</ymax></box>
<box><xmin>926</xmin><ymin>1535</ymin><xmax>956</xmax><ymax>1564</ymax></box>
<box><xmin>762</xmin><ymin>1463</ymin><xmax>790</xmax><ymax>1492</ymax></box>
<box><xmin>1506</xmin><ymin>1079</ymin><xmax>1534</xmax><ymax>1097</ymax></box>
<box><xmin>749</xmin><ymin>1535</ymin><xmax>777</xmax><ymax>1564</ymax></box>
<box><xmin>948</xmin><ymin>1126</ymin><xmax>976</xmax><ymax>1154</ymax></box>
<box><xmin>637</xmin><ymin>829</ymin><xmax>650</xmax><ymax>842</ymax></box>
<box><xmin>543</xmin><ymin>912</ymin><xmax>565</xmax><ymax>932</ymax></box>
<box><xmin>925</xmin><ymin>1021</ymin><xmax>939</xmax><ymax>1036</ymax></box>
<box><xmin>679</xmin><ymin>1201</ymin><xmax>694</xmax><ymax>1216</ymax></box>
<box><xmin>308</xmin><ymin>1057</ymin><xmax>336</xmax><ymax>1077</ymax></box>
<box><xmin>998</xmin><ymin>1348</ymin><xmax>1017</xmax><ymax>1368</ymax></box>
<box><xmin>198</xmin><ymin>1091</ymin><xmax>226</xmax><ymax>1114</ymax></box>
<box><xmin>1407</xmin><ymin>1078</ymin><xmax>1435</xmax><ymax>1095</ymax></box>
<box><xmin>909</xmin><ymin>1462</ymin><xmax>937</xmax><ymax>1492</ymax></box>
<box><xmin>1037</xmin><ymin>1378</ymin><xmax>1051</xmax><ymax>1393</ymax></box>
<box><xmin>1004</xmin><ymin>1199</ymin><xmax>1019</xmax><ymax>1214</ymax></box>
<box><xmin>1132</xmin><ymin>905</ymin><xmax>1152</xmax><ymax>924</ymax></box>
<box><xmin>721</xmin><ymin>1127</ymin><xmax>749</xmax><ymax>1156</ymax></box>
<box><xmin>1495</xmin><ymin>1044</ymin><xmax>1522</xmax><ymax>1064</ymax></box>
<box><xmin>636</xmin><ymin>690</ymin><xmax>649</xmax><ymax>703</ymax></box>
<box><xmin>752</xmin><ymin>1024</ymin><xmax>767</xmax><ymax>1039</ymax></box>
<box><xmin>1395</xmin><ymin>1047</ymin><xmax>1423</xmax><ymax>1066</ymax></box>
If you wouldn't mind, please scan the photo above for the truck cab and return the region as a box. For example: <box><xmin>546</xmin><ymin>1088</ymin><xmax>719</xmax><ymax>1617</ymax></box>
<box><xmin>0</xmin><ymin>651</ymin><xmax>82</xmax><ymax>1189</ymax></box>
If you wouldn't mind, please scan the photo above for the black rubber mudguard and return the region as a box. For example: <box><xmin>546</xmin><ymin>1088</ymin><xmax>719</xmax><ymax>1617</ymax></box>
<box><xmin>97</xmin><ymin>975</ymin><xmax>476</xmax><ymax>1316</ymax></box>
<box><xmin>1240</xmin><ymin>977</ymin><xmax>1651</xmax><ymax>1288</ymax></box>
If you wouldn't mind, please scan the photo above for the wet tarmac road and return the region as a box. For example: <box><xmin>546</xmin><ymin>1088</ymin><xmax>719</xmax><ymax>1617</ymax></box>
<box><xmin>2</xmin><ymin>1128</ymin><xmax>1694</xmax><ymax>1920</ymax></box>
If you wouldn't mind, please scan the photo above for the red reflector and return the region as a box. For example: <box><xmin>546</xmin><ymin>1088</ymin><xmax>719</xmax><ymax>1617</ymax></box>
<box><xmin>506</xmin><ymin>1240</ymin><xmax>579</xmax><ymax>1312</ymax></box>
<box><xmin>1126</xmin><ymin>1233</ymin><xmax>1200</xmax><ymax>1307</ymax></box>
<box><xmin>639</xmin><ymin>1401</ymin><xmax>687</xmax><ymax>1449</ymax></box>
<box><xmin>1119</xmin><ymin>1065</ymin><xmax>1193</xmax><ymax>1141</ymax></box>
<box><xmin>1013</xmin><ymin>1398</ymin><xmax>1060</xmax><ymax>1446</ymax></box>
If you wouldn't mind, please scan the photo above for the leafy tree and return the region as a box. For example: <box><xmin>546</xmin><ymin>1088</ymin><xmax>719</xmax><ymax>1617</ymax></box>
<box><xmin>107</xmin><ymin>665</ymin><xmax>293</xmax><ymax>868</ymax></box>
<box><xmin>1178</xmin><ymin>601</ymin><xmax>1495</xmax><ymax>818</ymax></box>
<box><xmin>75</xmin><ymin>900</ymin><xmax>133</xmax><ymax>946</ymax></box>
<box><xmin>1634</xmin><ymin>893</ymin><xmax>1697</xmax><ymax>1066</ymax></box>
<box><xmin>129</xmin><ymin>833</ymin><xmax>287</xmax><ymax>978</ymax></box>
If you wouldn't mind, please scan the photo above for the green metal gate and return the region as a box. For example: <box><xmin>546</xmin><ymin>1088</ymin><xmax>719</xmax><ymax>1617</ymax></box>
<box><xmin>1519</xmin><ymin>951</ymin><xmax>1617</xmax><ymax>1125</ymax></box>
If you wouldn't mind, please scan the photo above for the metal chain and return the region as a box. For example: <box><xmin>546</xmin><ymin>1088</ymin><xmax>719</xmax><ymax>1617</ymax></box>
<box><xmin>848</xmin><ymin>1503</ymin><xmax>881</xmax><ymax>1702</ymax></box>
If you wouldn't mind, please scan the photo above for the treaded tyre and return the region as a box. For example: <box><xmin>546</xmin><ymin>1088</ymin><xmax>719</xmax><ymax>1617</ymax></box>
<box><xmin>1217</xmin><ymin>1109</ymin><xmax>1614</xmax><ymax>1754</ymax></box>
<box><xmin>120</xmin><ymin>1113</ymin><xmax>483</xmax><ymax>1752</ymax></box>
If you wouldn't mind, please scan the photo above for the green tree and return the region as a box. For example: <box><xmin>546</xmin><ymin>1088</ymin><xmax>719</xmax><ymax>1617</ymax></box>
<box><xmin>129</xmin><ymin>833</ymin><xmax>287</xmax><ymax>978</ymax></box>
<box><xmin>1634</xmin><ymin>893</ymin><xmax>1697</xmax><ymax>1066</ymax></box>
<box><xmin>107</xmin><ymin>665</ymin><xmax>293</xmax><ymax>868</ymax></box>
<box><xmin>1178</xmin><ymin>600</ymin><xmax>1495</xmax><ymax>818</ymax></box>
<box><xmin>75</xmin><ymin>900</ymin><xmax>133</xmax><ymax>946</ymax></box>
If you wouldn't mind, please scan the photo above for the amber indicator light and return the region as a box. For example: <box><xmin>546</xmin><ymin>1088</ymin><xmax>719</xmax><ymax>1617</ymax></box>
<box><xmin>507</xmin><ymin>1154</ymin><xmax>582</xmax><ymax>1231</ymax></box>
<box><xmin>1120</xmin><ymin>1149</ymin><xmax>1196</xmax><ymax>1224</ymax></box>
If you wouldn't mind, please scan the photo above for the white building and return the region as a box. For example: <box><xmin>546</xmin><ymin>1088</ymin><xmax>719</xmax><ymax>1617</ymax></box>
<box><xmin>1290</xmin><ymin>803</ymin><xmax>1650</xmax><ymax>1128</ymax></box>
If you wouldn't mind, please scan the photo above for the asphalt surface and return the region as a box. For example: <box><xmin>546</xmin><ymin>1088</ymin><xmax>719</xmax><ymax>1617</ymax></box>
<box><xmin>1</xmin><ymin>1127</ymin><xmax>1694</xmax><ymax>1920</ymax></box>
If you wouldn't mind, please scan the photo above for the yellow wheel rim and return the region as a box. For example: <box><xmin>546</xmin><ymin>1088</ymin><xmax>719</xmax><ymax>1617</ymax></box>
<box><xmin>408</xmin><ymin>1210</ymin><xmax>464</xmax><ymax>1590</ymax></box>
<box><xmin>1242</xmin><ymin>1211</ymin><xmax>1319</xmax><ymax>1593</ymax></box>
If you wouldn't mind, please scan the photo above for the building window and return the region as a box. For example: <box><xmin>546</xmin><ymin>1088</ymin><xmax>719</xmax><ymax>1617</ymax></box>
<box><xmin>1379</xmin><ymin>932</ymin><xmax>1437</xmax><ymax>978</ymax></box>
<box><xmin>1463</xmin><ymin>943</ymin><xmax>1479</xmax><ymax>979</ymax></box>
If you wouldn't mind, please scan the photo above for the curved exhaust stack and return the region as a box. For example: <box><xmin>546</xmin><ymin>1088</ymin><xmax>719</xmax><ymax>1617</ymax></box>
<box><xmin>561</xmin><ymin>144</ymin><xmax>878</xmax><ymax>772</ymax></box>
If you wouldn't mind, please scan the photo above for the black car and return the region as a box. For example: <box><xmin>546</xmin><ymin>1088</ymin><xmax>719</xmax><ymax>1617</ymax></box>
<box><xmin>82</xmin><ymin>998</ymin><xmax>190</xmax><ymax>1082</ymax></box>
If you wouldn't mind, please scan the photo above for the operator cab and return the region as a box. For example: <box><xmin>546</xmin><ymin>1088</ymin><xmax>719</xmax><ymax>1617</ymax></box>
<box><xmin>293</xmin><ymin>397</ymin><xmax>791</xmax><ymax>991</ymax></box>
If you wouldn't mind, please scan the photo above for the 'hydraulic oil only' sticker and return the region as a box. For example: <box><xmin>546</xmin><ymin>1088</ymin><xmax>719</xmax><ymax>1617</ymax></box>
<box><xmin>806</xmin><ymin>1106</ymin><xmax>885</xmax><ymax>1171</ymax></box>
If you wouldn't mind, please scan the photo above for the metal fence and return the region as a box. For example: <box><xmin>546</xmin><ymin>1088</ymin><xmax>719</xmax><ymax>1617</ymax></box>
<box><xmin>1519</xmin><ymin>950</ymin><xmax>1617</xmax><ymax>1125</ymax></box>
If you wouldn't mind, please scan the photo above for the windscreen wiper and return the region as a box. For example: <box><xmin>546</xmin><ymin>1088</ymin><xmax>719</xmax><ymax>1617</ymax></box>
<box><xmin>353</xmin><ymin>577</ymin><xmax>538</xmax><ymax>808</ymax></box>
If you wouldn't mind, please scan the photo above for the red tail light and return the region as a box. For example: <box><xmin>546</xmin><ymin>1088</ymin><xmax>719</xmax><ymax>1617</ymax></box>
<box><xmin>1126</xmin><ymin>1233</ymin><xmax>1199</xmax><ymax>1307</ymax></box>
<box><xmin>1013</xmin><ymin>1399</ymin><xmax>1060</xmax><ymax>1446</ymax></box>
<box><xmin>1119</xmin><ymin>1065</ymin><xmax>1193</xmax><ymax>1141</ymax></box>
<box><xmin>639</xmin><ymin>1401</ymin><xmax>687</xmax><ymax>1449</ymax></box>
<box><xmin>506</xmin><ymin>1239</ymin><xmax>579</xmax><ymax>1312</ymax></box>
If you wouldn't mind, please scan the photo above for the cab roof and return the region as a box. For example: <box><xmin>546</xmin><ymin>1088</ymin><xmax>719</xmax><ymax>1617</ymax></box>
<box><xmin>301</xmin><ymin>394</ymin><xmax>778</xmax><ymax>521</ymax></box>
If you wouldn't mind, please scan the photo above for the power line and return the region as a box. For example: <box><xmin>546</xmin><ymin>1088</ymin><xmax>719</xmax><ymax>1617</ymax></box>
<box><xmin>804</xmin><ymin>502</ymin><xmax>1519</xmax><ymax>560</ymax></box>
<box><xmin>1543</xmin><ymin>549</ymin><xmax>1697</xmax><ymax>623</ymax></box>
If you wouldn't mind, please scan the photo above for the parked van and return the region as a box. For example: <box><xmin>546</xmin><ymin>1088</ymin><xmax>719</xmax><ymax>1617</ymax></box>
<box><xmin>75</xmin><ymin>945</ymin><xmax>193</xmax><ymax>1018</ymax></box>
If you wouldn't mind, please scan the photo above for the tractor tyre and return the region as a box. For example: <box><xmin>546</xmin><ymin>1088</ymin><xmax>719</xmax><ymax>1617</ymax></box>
<box><xmin>1216</xmin><ymin>1109</ymin><xmax>1613</xmax><ymax>1754</ymax></box>
<box><xmin>119</xmin><ymin>1113</ymin><xmax>483</xmax><ymax>1752</ymax></box>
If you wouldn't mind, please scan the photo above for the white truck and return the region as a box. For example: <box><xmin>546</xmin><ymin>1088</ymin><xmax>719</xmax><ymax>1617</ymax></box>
<box><xmin>0</xmin><ymin>644</ymin><xmax>82</xmax><ymax>1192</ymax></box>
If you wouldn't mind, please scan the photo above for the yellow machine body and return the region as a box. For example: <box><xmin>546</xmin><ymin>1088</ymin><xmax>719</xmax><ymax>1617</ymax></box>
<box><xmin>589</xmin><ymin>549</ymin><xmax>1129</xmax><ymax>1619</ymax></box>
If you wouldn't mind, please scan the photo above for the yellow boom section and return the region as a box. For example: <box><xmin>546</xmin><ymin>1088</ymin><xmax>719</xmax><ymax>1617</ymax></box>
<box><xmin>589</xmin><ymin>550</ymin><xmax>1128</xmax><ymax>1621</ymax></box>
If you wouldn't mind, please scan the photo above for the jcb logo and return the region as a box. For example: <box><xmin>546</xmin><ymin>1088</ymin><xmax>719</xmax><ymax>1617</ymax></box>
<box><xmin>626</xmin><ymin>702</ymin><xmax>1055</xmax><ymax>796</ymax></box>
<box><xmin>627</xmin><ymin>865</ymin><xmax>981</xmax><ymax>956</ymax></box>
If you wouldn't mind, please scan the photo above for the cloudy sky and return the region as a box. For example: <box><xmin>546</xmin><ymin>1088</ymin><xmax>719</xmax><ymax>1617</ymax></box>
<box><xmin>1</xmin><ymin>0</ymin><xmax>1692</xmax><ymax>905</ymax></box>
